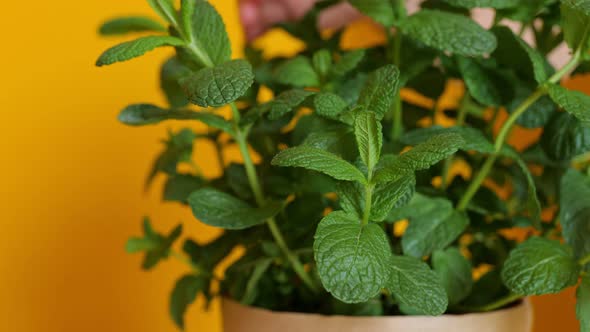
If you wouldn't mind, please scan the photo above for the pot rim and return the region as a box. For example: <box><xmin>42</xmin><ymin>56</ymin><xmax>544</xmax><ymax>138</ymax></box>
<box><xmin>222</xmin><ymin>297</ymin><xmax>532</xmax><ymax>320</ymax></box>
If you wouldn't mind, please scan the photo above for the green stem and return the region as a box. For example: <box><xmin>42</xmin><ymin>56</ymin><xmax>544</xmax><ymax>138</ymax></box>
<box><xmin>580</xmin><ymin>253</ymin><xmax>590</xmax><ymax>267</ymax></box>
<box><xmin>457</xmin><ymin>51</ymin><xmax>582</xmax><ymax>211</ymax></box>
<box><xmin>473</xmin><ymin>293</ymin><xmax>523</xmax><ymax>312</ymax></box>
<box><xmin>230</xmin><ymin>103</ymin><xmax>319</xmax><ymax>294</ymax></box>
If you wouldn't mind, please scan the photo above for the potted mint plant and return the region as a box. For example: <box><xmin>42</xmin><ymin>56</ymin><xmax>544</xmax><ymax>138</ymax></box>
<box><xmin>97</xmin><ymin>0</ymin><xmax>590</xmax><ymax>331</ymax></box>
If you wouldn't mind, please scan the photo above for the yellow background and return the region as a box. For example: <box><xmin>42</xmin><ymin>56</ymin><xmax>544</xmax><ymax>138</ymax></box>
<box><xmin>0</xmin><ymin>0</ymin><xmax>581</xmax><ymax>331</ymax></box>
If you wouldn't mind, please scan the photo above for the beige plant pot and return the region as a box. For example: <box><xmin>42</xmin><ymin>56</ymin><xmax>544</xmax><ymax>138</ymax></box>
<box><xmin>222</xmin><ymin>298</ymin><xmax>533</xmax><ymax>332</ymax></box>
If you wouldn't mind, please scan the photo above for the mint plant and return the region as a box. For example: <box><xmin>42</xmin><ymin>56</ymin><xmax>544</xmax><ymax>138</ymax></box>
<box><xmin>98</xmin><ymin>0</ymin><xmax>590</xmax><ymax>330</ymax></box>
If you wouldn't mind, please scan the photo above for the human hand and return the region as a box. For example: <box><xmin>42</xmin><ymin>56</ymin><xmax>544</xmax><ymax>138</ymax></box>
<box><xmin>239</xmin><ymin>0</ymin><xmax>361</xmax><ymax>41</ymax></box>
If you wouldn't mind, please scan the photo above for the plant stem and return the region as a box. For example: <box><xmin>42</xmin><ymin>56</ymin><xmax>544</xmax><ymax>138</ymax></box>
<box><xmin>580</xmin><ymin>253</ymin><xmax>590</xmax><ymax>267</ymax></box>
<box><xmin>457</xmin><ymin>51</ymin><xmax>582</xmax><ymax>211</ymax></box>
<box><xmin>362</xmin><ymin>183</ymin><xmax>375</xmax><ymax>226</ymax></box>
<box><xmin>473</xmin><ymin>293</ymin><xmax>523</xmax><ymax>312</ymax></box>
<box><xmin>230</xmin><ymin>103</ymin><xmax>319</xmax><ymax>293</ymax></box>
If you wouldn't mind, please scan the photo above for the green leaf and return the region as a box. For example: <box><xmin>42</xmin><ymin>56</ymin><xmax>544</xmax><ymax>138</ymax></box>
<box><xmin>147</xmin><ymin>0</ymin><xmax>178</xmax><ymax>25</ymax></box>
<box><xmin>180</xmin><ymin>0</ymin><xmax>196</xmax><ymax>42</ymax></box>
<box><xmin>402</xmin><ymin>209</ymin><xmax>469</xmax><ymax>258</ymax></box>
<box><xmin>268</xmin><ymin>89</ymin><xmax>315</xmax><ymax>120</ymax></box>
<box><xmin>507</xmin><ymin>85</ymin><xmax>555</xmax><ymax>129</ymax></box>
<box><xmin>312</xmin><ymin>49</ymin><xmax>332</xmax><ymax>79</ymax></box>
<box><xmin>183</xmin><ymin>232</ymin><xmax>239</xmax><ymax>271</ymax></box>
<box><xmin>370</xmin><ymin>175</ymin><xmax>416</xmax><ymax>222</ymax></box>
<box><xmin>161</xmin><ymin>57</ymin><xmax>191</xmax><ymax>108</ymax></box>
<box><xmin>314</xmin><ymin>93</ymin><xmax>348</xmax><ymax>119</ymax></box>
<box><xmin>457</xmin><ymin>57</ymin><xmax>502</xmax><ymax>106</ymax></box>
<box><xmin>561</xmin><ymin>1</ymin><xmax>590</xmax><ymax>52</ymax></box>
<box><xmin>96</xmin><ymin>35</ymin><xmax>185</xmax><ymax>66</ymax></box>
<box><xmin>577</xmin><ymin>276</ymin><xmax>590</xmax><ymax>332</ymax></box>
<box><xmin>560</xmin><ymin>169</ymin><xmax>590</xmax><ymax>259</ymax></box>
<box><xmin>170</xmin><ymin>274</ymin><xmax>208</xmax><ymax>329</ymax></box>
<box><xmin>331</xmin><ymin>50</ymin><xmax>366</xmax><ymax>77</ymax></box>
<box><xmin>386</xmin><ymin>255</ymin><xmax>448</xmax><ymax>316</ymax></box>
<box><xmin>443</xmin><ymin>0</ymin><xmax>519</xmax><ymax>8</ymax></box>
<box><xmin>314</xmin><ymin>211</ymin><xmax>392</xmax><ymax>303</ymax></box>
<box><xmin>336</xmin><ymin>181</ymin><xmax>364</xmax><ymax>219</ymax></box>
<box><xmin>500</xmin><ymin>148</ymin><xmax>542</xmax><ymax>229</ymax></box>
<box><xmin>357</xmin><ymin>65</ymin><xmax>401</xmax><ymax>119</ymax></box>
<box><xmin>179</xmin><ymin>59</ymin><xmax>254</xmax><ymax>107</ymax></box>
<box><xmin>127</xmin><ymin>218</ymin><xmax>182</xmax><ymax>270</ymax></box>
<box><xmin>272</xmin><ymin>146</ymin><xmax>366</xmax><ymax>182</ymax></box>
<box><xmin>241</xmin><ymin>259</ymin><xmax>272</xmax><ymax>305</ymax></box>
<box><xmin>354</xmin><ymin>111</ymin><xmax>382</xmax><ymax>171</ymax></box>
<box><xmin>375</xmin><ymin>133</ymin><xmax>464</xmax><ymax>182</ymax></box>
<box><xmin>146</xmin><ymin>128</ymin><xmax>196</xmax><ymax>187</ymax></box>
<box><xmin>515</xmin><ymin>36</ymin><xmax>550</xmax><ymax>83</ymax></box>
<box><xmin>187</xmin><ymin>0</ymin><xmax>232</xmax><ymax>66</ymax></box>
<box><xmin>347</xmin><ymin>0</ymin><xmax>395</xmax><ymax>26</ymax></box>
<box><xmin>432</xmin><ymin>248</ymin><xmax>473</xmax><ymax>305</ymax></box>
<box><xmin>98</xmin><ymin>16</ymin><xmax>166</xmax><ymax>35</ymax></box>
<box><xmin>541</xmin><ymin>112</ymin><xmax>590</xmax><ymax>161</ymax></box>
<box><xmin>502</xmin><ymin>237</ymin><xmax>580</xmax><ymax>295</ymax></box>
<box><xmin>118</xmin><ymin>104</ymin><xmax>233</xmax><ymax>133</ymax></box>
<box><xmin>401</xmin><ymin>126</ymin><xmax>494</xmax><ymax>154</ymax></box>
<box><xmin>163</xmin><ymin>174</ymin><xmax>205</xmax><ymax>203</ymax></box>
<box><xmin>187</xmin><ymin>188</ymin><xmax>282</xmax><ymax>229</ymax></box>
<box><xmin>400</xmin><ymin>10</ymin><xmax>497</xmax><ymax>56</ymax></box>
<box><xmin>274</xmin><ymin>56</ymin><xmax>320</xmax><ymax>88</ymax></box>
<box><xmin>547</xmin><ymin>84</ymin><xmax>590</xmax><ymax>127</ymax></box>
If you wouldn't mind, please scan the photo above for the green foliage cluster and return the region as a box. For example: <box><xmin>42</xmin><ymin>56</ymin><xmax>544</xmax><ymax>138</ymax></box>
<box><xmin>98</xmin><ymin>0</ymin><xmax>590</xmax><ymax>330</ymax></box>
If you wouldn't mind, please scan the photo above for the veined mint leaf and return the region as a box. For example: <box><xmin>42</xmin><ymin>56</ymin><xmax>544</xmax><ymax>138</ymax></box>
<box><xmin>98</xmin><ymin>16</ymin><xmax>166</xmax><ymax>36</ymax></box>
<box><xmin>354</xmin><ymin>111</ymin><xmax>382</xmax><ymax>171</ymax></box>
<box><xmin>502</xmin><ymin>237</ymin><xmax>580</xmax><ymax>295</ymax></box>
<box><xmin>187</xmin><ymin>188</ymin><xmax>282</xmax><ymax>229</ymax></box>
<box><xmin>375</xmin><ymin>133</ymin><xmax>464</xmax><ymax>182</ymax></box>
<box><xmin>562</xmin><ymin>3</ymin><xmax>590</xmax><ymax>52</ymax></box>
<box><xmin>500</xmin><ymin>147</ymin><xmax>542</xmax><ymax>229</ymax></box>
<box><xmin>370</xmin><ymin>175</ymin><xmax>416</xmax><ymax>222</ymax></box>
<box><xmin>386</xmin><ymin>255</ymin><xmax>448</xmax><ymax>316</ymax></box>
<box><xmin>401</xmin><ymin>126</ymin><xmax>494</xmax><ymax>154</ymax></box>
<box><xmin>357</xmin><ymin>65</ymin><xmax>400</xmax><ymax>119</ymax></box>
<box><xmin>578</xmin><ymin>276</ymin><xmax>590</xmax><ymax>332</ymax></box>
<box><xmin>400</xmin><ymin>10</ymin><xmax>497</xmax><ymax>56</ymax></box>
<box><xmin>347</xmin><ymin>0</ymin><xmax>395</xmax><ymax>26</ymax></box>
<box><xmin>507</xmin><ymin>85</ymin><xmax>555</xmax><ymax>129</ymax></box>
<box><xmin>562</xmin><ymin>0</ymin><xmax>590</xmax><ymax>16</ymax></box>
<box><xmin>541</xmin><ymin>112</ymin><xmax>590</xmax><ymax>161</ymax></box>
<box><xmin>314</xmin><ymin>93</ymin><xmax>348</xmax><ymax>119</ymax></box>
<box><xmin>96</xmin><ymin>35</ymin><xmax>185</xmax><ymax>66</ymax></box>
<box><xmin>432</xmin><ymin>248</ymin><xmax>473</xmax><ymax>305</ymax></box>
<box><xmin>336</xmin><ymin>181</ymin><xmax>364</xmax><ymax>219</ymax></box>
<box><xmin>516</xmin><ymin>36</ymin><xmax>551</xmax><ymax>83</ymax></box>
<box><xmin>274</xmin><ymin>56</ymin><xmax>320</xmax><ymax>88</ymax></box>
<box><xmin>402</xmin><ymin>209</ymin><xmax>468</xmax><ymax>258</ymax></box>
<box><xmin>314</xmin><ymin>211</ymin><xmax>392</xmax><ymax>303</ymax></box>
<box><xmin>180</xmin><ymin>0</ymin><xmax>196</xmax><ymax>42</ymax></box>
<box><xmin>560</xmin><ymin>169</ymin><xmax>590</xmax><ymax>259</ymax></box>
<box><xmin>179</xmin><ymin>59</ymin><xmax>254</xmax><ymax>107</ymax></box>
<box><xmin>547</xmin><ymin>84</ymin><xmax>590</xmax><ymax>127</ymax></box>
<box><xmin>272</xmin><ymin>146</ymin><xmax>366</xmax><ymax>182</ymax></box>
<box><xmin>268</xmin><ymin>89</ymin><xmax>315</xmax><ymax>120</ymax></box>
<box><xmin>147</xmin><ymin>0</ymin><xmax>178</xmax><ymax>25</ymax></box>
<box><xmin>118</xmin><ymin>104</ymin><xmax>233</xmax><ymax>133</ymax></box>
<box><xmin>457</xmin><ymin>57</ymin><xmax>502</xmax><ymax>106</ymax></box>
<box><xmin>331</xmin><ymin>50</ymin><xmax>366</xmax><ymax>77</ymax></box>
<box><xmin>443</xmin><ymin>0</ymin><xmax>519</xmax><ymax>8</ymax></box>
<box><xmin>161</xmin><ymin>57</ymin><xmax>191</xmax><ymax>108</ymax></box>
<box><xmin>170</xmin><ymin>274</ymin><xmax>208</xmax><ymax>329</ymax></box>
<box><xmin>188</xmin><ymin>0</ymin><xmax>232</xmax><ymax>66</ymax></box>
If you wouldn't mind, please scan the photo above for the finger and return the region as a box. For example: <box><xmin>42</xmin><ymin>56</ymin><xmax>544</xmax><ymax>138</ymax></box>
<box><xmin>318</xmin><ymin>2</ymin><xmax>362</xmax><ymax>31</ymax></box>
